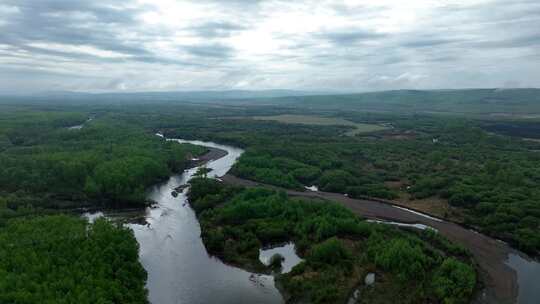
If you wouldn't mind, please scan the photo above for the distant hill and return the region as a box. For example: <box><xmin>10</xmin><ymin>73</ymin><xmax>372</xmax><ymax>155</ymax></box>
<box><xmin>0</xmin><ymin>89</ymin><xmax>326</xmax><ymax>104</ymax></box>
<box><xmin>2</xmin><ymin>88</ymin><xmax>539</xmax><ymax>118</ymax></box>
<box><xmin>266</xmin><ymin>88</ymin><xmax>540</xmax><ymax>117</ymax></box>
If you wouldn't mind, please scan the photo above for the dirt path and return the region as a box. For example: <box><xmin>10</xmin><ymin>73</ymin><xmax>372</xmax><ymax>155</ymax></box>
<box><xmin>221</xmin><ymin>174</ymin><xmax>518</xmax><ymax>304</ymax></box>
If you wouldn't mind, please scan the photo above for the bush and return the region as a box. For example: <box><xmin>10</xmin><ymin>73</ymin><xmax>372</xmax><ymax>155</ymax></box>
<box><xmin>432</xmin><ymin>258</ymin><xmax>476</xmax><ymax>304</ymax></box>
<box><xmin>372</xmin><ymin>238</ymin><xmax>430</xmax><ymax>282</ymax></box>
<box><xmin>308</xmin><ymin>238</ymin><xmax>352</xmax><ymax>267</ymax></box>
<box><xmin>269</xmin><ymin>253</ymin><xmax>285</xmax><ymax>270</ymax></box>
<box><xmin>318</xmin><ymin>170</ymin><xmax>357</xmax><ymax>193</ymax></box>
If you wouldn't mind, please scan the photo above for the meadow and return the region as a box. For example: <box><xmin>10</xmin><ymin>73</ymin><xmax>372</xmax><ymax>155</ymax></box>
<box><xmin>252</xmin><ymin>114</ymin><xmax>390</xmax><ymax>136</ymax></box>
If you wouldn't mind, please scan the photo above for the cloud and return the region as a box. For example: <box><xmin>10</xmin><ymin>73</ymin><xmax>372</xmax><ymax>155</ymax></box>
<box><xmin>471</xmin><ymin>33</ymin><xmax>540</xmax><ymax>49</ymax></box>
<box><xmin>186</xmin><ymin>21</ymin><xmax>247</xmax><ymax>38</ymax></box>
<box><xmin>0</xmin><ymin>1</ymin><xmax>156</xmax><ymax>60</ymax></box>
<box><xmin>318</xmin><ymin>29</ymin><xmax>388</xmax><ymax>46</ymax></box>
<box><xmin>0</xmin><ymin>0</ymin><xmax>538</xmax><ymax>93</ymax></box>
<box><xmin>183</xmin><ymin>43</ymin><xmax>234</xmax><ymax>58</ymax></box>
<box><xmin>401</xmin><ymin>37</ymin><xmax>461</xmax><ymax>48</ymax></box>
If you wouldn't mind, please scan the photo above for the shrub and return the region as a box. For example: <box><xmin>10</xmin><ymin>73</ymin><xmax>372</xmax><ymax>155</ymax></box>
<box><xmin>432</xmin><ymin>258</ymin><xmax>476</xmax><ymax>304</ymax></box>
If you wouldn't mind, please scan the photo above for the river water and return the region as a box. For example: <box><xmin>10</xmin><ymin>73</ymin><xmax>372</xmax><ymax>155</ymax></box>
<box><xmin>82</xmin><ymin>136</ymin><xmax>540</xmax><ymax>304</ymax></box>
<box><xmin>259</xmin><ymin>243</ymin><xmax>303</xmax><ymax>274</ymax></box>
<box><xmin>505</xmin><ymin>253</ymin><xmax>540</xmax><ymax>304</ymax></box>
<box><xmin>129</xmin><ymin>139</ymin><xmax>283</xmax><ymax>304</ymax></box>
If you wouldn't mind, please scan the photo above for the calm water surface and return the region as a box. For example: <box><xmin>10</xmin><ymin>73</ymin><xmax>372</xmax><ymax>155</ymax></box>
<box><xmin>129</xmin><ymin>139</ymin><xmax>283</xmax><ymax>304</ymax></box>
<box><xmin>506</xmin><ymin>253</ymin><xmax>540</xmax><ymax>304</ymax></box>
<box><xmin>84</xmin><ymin>137</ymin><xmax>540</xmax><ymax>304</ymax></box>
<box><xmin>259</xmin><ymin>243</ymin><xmax>303</xmax><ymax>273</ymax></box>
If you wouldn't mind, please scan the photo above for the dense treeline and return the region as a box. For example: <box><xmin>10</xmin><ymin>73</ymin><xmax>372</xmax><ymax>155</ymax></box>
<box><xmin>0</xmin><ymin>102</ymin><xmax>537</xmax><ymax>303</ymax></box>
<box><xmin>0</xmin><ymin>106</ymin><xmax>205</xmax><ymax>214</ymax></box>
<box><xmin>188</xmin><ymin>178</ymin><xmax>477</xmax><ymax>304</ymax></box>
<box><xmin>0</xmin><ymin>106</ymin><xmax>208</xmax><ymax>303</ymax></box>
<box><xmin>161</xmin><ymin>109</ymin><xmax>540</xmax><ymax>255</ymax></box>
<box><xmin>28</xmin><ymin>103</ymin><xmax>536</xmax><ymax>255</ymax></box>
<box><xmin>0</xmin><ymin>215</ymin><xmax>148</xmax><ymax>303</ymax></box>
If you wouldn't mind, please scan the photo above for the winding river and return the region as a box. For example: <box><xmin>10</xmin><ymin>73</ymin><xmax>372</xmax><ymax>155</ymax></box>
<box><xmin>82</xmin><ymin>136</ymin><xmax>540</xmax><ymax>304</ymax></box>
<box><xmin>128</xmin><ymin>138</ymin><xmax>284</xmax><ymax>304</ymax></box>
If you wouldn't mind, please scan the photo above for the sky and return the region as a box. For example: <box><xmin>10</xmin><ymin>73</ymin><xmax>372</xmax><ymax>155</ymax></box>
<box><xmin>0</xmin><ymin>0</ymin><xmax>539</xmax><ymax>93</ymax></box>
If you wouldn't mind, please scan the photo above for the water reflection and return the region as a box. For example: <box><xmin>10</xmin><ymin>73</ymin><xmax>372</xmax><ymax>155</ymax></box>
<box><xmin>82</xmin><ymin>211</ymin><xmax>104</xmax><ymax>223</ymax></box>
<box><xmin>367</xmin><ymin>219</ymin><xmax>436</xmax><ymax>231</ymax></box>
<box><xmin>506</xmin><ymin>253</ymin><xmax>540</xmax><ymax>304</ymax></box>
<box><xmin>129</xmin><ymin>139</ymin><xmax>283</xmax><ymax>304</ymax></box>
<box><xmin>304</xmin><ymin>185</ymin><xmax>319</xmax><ymax>192</ymax></box>
<box><xmin>259</xmin><ymin>243</ymin><xmax>303</xmax><ymax>273</ymax></box>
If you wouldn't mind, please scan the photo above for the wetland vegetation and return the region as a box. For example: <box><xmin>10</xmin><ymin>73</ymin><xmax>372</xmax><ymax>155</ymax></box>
<box><xmin>187</xmin><ymin>177</ymin><xmax>477</xmax><ymax>304</ymax></box>
<box><xmin>1</xmin><ymin>89</ymin><xmax>539</xmax><ymax>303</ymax></box>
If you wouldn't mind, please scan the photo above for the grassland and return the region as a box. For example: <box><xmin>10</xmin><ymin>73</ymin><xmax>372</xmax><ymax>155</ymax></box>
<box><xmin>252</xmin><ymin>114</ymin><xmax>389</xmax><ymax>135</ymax></box>
<box><xmin>260</xmin><ymin>89</ymin><xmax>540</xmax><ymax>118</ymax></box>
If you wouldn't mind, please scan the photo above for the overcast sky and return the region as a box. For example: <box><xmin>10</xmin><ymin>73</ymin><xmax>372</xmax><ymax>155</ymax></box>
<box><xmin>0</xmin><ymin>0</ymin><xmax>539</xmax><ymax>93</ymax></box>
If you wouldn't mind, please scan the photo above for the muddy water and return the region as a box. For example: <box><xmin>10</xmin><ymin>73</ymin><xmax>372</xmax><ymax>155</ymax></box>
<box><xmin>129</xmin><ymin>139</ymin><xmax>283</xmax><ymax>304</ymax></box>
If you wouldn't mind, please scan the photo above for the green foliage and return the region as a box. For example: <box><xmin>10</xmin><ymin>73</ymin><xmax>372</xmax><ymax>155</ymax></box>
<box><xmin>188</xmin><ymin>179</ymin><xmax>477</xmax><ymax>304</ymax></box>
<box><xmin>232</xmin><ymin>153</ymin><xmax>304</xmax><ymax>189</ymax></box>
<box><xmin>347</xmin><ymin>184</ymin><xmax>398</xmax><ymax>200</ymax></box>
<box><xmin>268</xmin><ymin>253</ymin><xmax>285</xmax><ymax>270</ymax></box>
<box><xmin>370</xmin><ymin>237</ymin><xmax>431</xmax><ymax>282</ymax></box>
<box><xmin>91</xmin><ymin>156</ymin><xmax>169</xmax><ymax>204</ymax></box>
<box><xmin>169</xmin><ymin>108</ymin><xmax>540</xmax><ymax>255</ymax></box>
<box><xmin>318</xmin><ymin>170</ymin><xmax>357</xmax><ymax>193</ymax></box>
<box><xmin>188</xmin><ymin>177</ymin><xmax>240</xmax><ymax>213</ymax></box>
<box><xmin>0</xmin><ymin>215</ymin><xmax>147</xmax><ymax>304</ymax></box>
<box><xmin>308</xmin><ymin>237</ymin><xmax>352</xmax><ymax>267</ymax></box>
<box><xmin>0</xmin><ymin>108</ymin><xmax>205</xmax><ymax>210</ymax></box>
<box><xmin>432</xmin><ymin>258</ymin><xmax>476</xmax><ymax>304</ymax></box>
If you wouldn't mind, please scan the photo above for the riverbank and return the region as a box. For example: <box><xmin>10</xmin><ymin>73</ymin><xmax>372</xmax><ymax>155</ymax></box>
<box><xmin>74</xmin><ymin>146</ymin><xmax>228</xmax><ymax>222</ymax></box>
<box><xmin>221</xmin><ymin>174</ymin><xmax>519</xmax><ymax>304</ymax></box>
<box><xmin>190</xmin><ymin>176</ymin><xmax>478</xmax><ymax>304</ymax></box>
<box><xmin>125</xmin><ymin>138</ymin><xmax>285</xmax><ymax>304</ymax></box>
<box><xmin>191</xmin><ymin>146</ymin><xmax>229</xmax><ymax>166</ymax></box>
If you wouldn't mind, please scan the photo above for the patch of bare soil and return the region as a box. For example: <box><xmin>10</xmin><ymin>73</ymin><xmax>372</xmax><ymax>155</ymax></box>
<box><xmin>384</xmin><ymin>181</ymin><xmax>464</xmax><ymax>222</ymax></box>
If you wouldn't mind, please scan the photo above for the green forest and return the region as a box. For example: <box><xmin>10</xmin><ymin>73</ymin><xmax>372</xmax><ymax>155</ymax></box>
<box><xmin>161</xmin><ymin>110</ymin><xmax>540</xmax><ymax>255</ymax></box>
<box><xmin>0</xmin><ymin>105</ymin><xmax>207</xmax><ymax>304</ymax></box>
<box><xmin>188</xmin><ymin>177</ymin><xmax>477</xmax><ymax>304</ymax></box>
<box><xmin>1</xmin><ymin>99</ymin><xmax>539</xmax><ymax>303</ymax></box>
<box><xmin>0</xmin><ymin>215</ymin><xmax>147</xmax><ymax>304</ymax></box>
<box><xmin>0</xmin><ymin>105</ymin><xmax>205</xmax><ymax>215</ymax></box>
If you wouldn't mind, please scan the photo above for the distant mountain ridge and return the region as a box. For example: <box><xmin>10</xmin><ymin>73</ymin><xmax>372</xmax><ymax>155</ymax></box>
<box><xmin>1</xmin><ymin>88</ymin><xmax>540</xmax><ymax>117</ymax></box>
<box><xmin>267</xmin><ymin>88</ymin><xmax>540</xmax><ymax>116</ymax></box>
<box><xmin>27</xmin><ymin>89</ymin><xmax>329</xmax><ymax>102</ymax></box>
